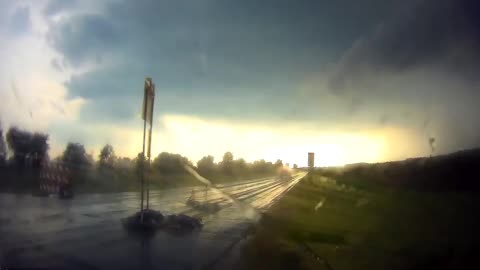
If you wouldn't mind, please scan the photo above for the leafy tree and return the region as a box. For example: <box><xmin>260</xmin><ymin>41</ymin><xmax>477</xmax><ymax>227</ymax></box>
<box><xmin>6</xmin><ymin>127</ymin><xmax>31</xmax><ymax>167</ymax></box>
<box><xmin>197</xmin><ymin>155</ymin><xmax>216</xmax><ymax>176</ymax></box>
<box><xmin>293</xmin><ymin>164</ymin><xmax>298</xmax><ymax>169</ymax></box>
<box><xmin>152</xmin><ymin>152</ymin><xmax>192</xmax><ymax>174</ymax></box>
<box><xmin>251</xmin><ymin>159</ymin><xmax>275</xmax><ymax>174</ymax></box>
<box><xmin>6</xmin><ymin>127</ymin><xmax>48</xmax><ymax>168</ymax></box>
<box><xmin>134</xmin><ymin>152</ymin><xmax>145</xmax><ymax>175</ymax></box>
<box><xmin>274</xmin><ymin>159</ymin><xmax>283</xmax><ymax>168</ymax></box>
<box><xmin>61</xmin><ymin>143</ymin><xmax>90</xmax><ymax>183</ymax></box>
<box><xmin>222</xmin><ymin>152</ymin><xmax>234</xmax><ymax>162</ymax></box>
<box><xmin>62</xmin><ymin>143</ymin><xmax>90</xmax><ymax>167</ymax></box>
<box><xmin>99</xmin><ymin>144</ymin><xmax>115</xmax><ymax>168</ymax></box>
<box><xmin>86</xmin><ymin>153</ymin><xmax>94</xmax><ymax>165</ymax></box>
<box><xmin>232</xmin><ymin>158</ymin><xmax>249</xmax><ymax>177</ymax></box>
<box><xmin>220</xmin><ymin>151</ymin><xmax>234</xmax><ymax>175</ymax></box>
<box><xmin>30</xmin><ymin>133</ymin><xmax>49</xmax><ymax>167</ymax></box>
<box><xmin>251</xmin><ymin>159</ymin><xmax>267</xmax><ymax>173</ymax></box>
<box><xmin>116</xmin><ymin>157</ymin><xmax>133</xmax><ymax>169</ymax></box>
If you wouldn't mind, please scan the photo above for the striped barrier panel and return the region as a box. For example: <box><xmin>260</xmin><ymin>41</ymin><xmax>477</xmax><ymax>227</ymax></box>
<box><xmin>39</xmin><ymin>162</ymin><xmax>72</xmax><ymax>195</ymax></box>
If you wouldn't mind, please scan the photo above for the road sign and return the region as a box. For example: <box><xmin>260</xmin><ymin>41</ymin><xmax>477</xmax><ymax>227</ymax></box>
<box><xmin>142</xmin><ymin>78</ymin><xmax>155</xmax><ymax>126</ymax></box>
<box><xmin>308</xmin><ymin>152</ymin><xmax>314</xmax><ymax>168</ymax></box>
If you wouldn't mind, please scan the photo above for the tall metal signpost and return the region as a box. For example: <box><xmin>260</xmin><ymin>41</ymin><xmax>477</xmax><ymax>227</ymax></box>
<box><xmin>140</xmin><ymin>78</ymin><xmax>155</xmax><ymax>219</ymax></box>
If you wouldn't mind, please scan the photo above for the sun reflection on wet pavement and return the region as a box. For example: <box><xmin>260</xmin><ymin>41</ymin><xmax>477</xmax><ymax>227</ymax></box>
<box><xmin>0</xmin><ymin>173</ymin><xmax>306</xmax><ymax>269</ymax></box>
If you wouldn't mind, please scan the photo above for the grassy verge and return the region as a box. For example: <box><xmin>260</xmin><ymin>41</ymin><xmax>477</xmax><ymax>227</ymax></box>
<box><xmin>243</xmin><ymin>173</ymin><xmax>480</xmax><ymax>270</ymax></box>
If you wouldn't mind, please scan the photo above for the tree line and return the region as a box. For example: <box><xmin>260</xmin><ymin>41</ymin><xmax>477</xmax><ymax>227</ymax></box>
<box><xmin>0</xmin><ymin>126</ymin><xmax>292</xmax><ymax>181</ymax></box>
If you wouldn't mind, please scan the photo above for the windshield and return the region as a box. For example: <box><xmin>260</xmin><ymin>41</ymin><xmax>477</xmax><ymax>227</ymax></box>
<box><xmin>1</xmin><ymin>0</ymin><xmax>479</xmax><ymax>269</ymax></box>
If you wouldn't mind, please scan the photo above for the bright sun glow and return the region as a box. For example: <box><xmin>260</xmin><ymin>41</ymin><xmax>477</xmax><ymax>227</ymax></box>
<box><xmin>48</xmin><ymin>114</ymin><xmax>419</xmax><ymax>167</ymax></box>
<box><xmin>264</xmin><ymin>134</ymin><xmax>385</xmax><ymax>167</ymax></box>
<box><xmin>151</xmin><ymin>115</ymin><xmax>389</xmax><ymax>167</ymax></box>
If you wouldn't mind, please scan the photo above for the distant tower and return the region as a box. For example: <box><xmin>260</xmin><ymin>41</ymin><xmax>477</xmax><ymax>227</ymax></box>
<box><xmin>308</xmin><ymin>152</ymin><xmax>314</xmax><ymax>169</ymax></box>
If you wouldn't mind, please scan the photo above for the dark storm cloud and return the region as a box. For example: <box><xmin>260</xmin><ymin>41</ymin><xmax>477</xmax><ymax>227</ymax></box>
<box><xmin>329</xmin><ymin>0</ymin><xmax>480</xmax><ymax>92</ymax></box>
<box><xmin>79</xmin><ymin>97</ymin><xmax>140</xmax><ymax>122</ymax></box>
<box><xmin>47</xmin><ymin>15</ymin><xmax>120</xmax><ymax>66</ymax></box>
<box><xmin>8</xmin><ymin>6</ymin><xmax>31</xmax><ymax>36</ymax></box>
<box><xmin>45</xmin><ymin>0</ymin><xmax>416</xmax><ymax>126</ymax></box>
<box><xmin>327</xmin><ymin>0</ymin><xmax>480</xmax><ymax>153</ymax></box>
<box><xmin>44</xmin><ymin>0</ymin><xmax>77</xmax><ymax>16</ymax></box>
<box><xmin>48</xmin><ymin>0</ymin><xmax>401</xmax><ymax>90</ymax></box>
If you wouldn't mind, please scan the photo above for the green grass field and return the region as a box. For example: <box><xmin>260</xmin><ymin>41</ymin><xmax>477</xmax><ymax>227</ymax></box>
<box><xmin>244</xmin><ymin>172</ymin><xmax>480</xmax><ymax>270</ymax></box>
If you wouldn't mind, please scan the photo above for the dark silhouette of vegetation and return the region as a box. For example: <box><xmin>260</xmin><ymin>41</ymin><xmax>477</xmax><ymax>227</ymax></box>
<box><xmin>6</xmin><ymin>127</ymin><xmax>48</xmax><ymax>168</ymax></box>
<box><xmin>197</xmin><ymin>155</ymin><xmax>215</xmax><ymax>176</ymax></box>
<box><xmin>116</xmin><ymin>157</ymin><xmax>133</xmax><ymax>169</ymax></box>
<box><xmin>30</xmin><ymin>133</ymin><xmax>49</xmax><ymax>166</ymax></box>
<box><xmin>152</xmin><ymin>152</ymin><xmax>192</xmax><ymax>174</ymax></box>
<box><xmin>4</xmin><ymin>125</ymin><xmax>479</xmax><ymax>195</ymax></box>
<box><xmin>251</xmin><ymin>159</ymin><xmax>274</xmax><ymax>174</ymax></box>
<box><xmin>98</xmin><ymin>144</ymin><xmax>115</xmax><ymax>168</ymax></box>
<box><xmin>6</xmin><ymin>128</ymin><xmax>30</xmax><ymax>167</ymax></box>
<box><xmin>0</xmin><ymin>128</ymin><xmax>6</xmax><ymax>166</ymax></box>
<box><xmin>320</xmin><ymin>148</ymin><xmax>480</xmax><ymax>191</ymax></box>
<box><xmin>274</xmin><ymin>159</ymin><xmax>283</xmax><ymax>168</ymax></box>
<box><xmin>232</xmin><ymin>158</ymin><xmax>248</xmax><ymax>176</ymax></box>
<box><xmin>133</xmin><ymin>152</ymin><xmax>144</xmax><ymax>175</ymax></box>
<box><xmin>60</xmin><ymin>142</ymin><xmax>92</xmax><ymax>187</ymax></box>
<box><xmin>0</xmin><ymin>127</ymin><xmax>284</xmax><ymax>193</ymax></box>
<box><xmin>62</xmin><ymin>142</ymin><xmax>91</xmax><ymax>167</ymax></box>
<box><xmin>0</xmin><ymin>127</ymin><xmax>48</xmax><ymax>191</ymax></box>
<box><xmin>219</xmin><ymin>151</ymin><xmax>234</xmax><ymax>175</ymax></box>
<box><xmin>195</xmin><ymin>153</ymin><xmax>281</xmax><ymax>181</ymax></box>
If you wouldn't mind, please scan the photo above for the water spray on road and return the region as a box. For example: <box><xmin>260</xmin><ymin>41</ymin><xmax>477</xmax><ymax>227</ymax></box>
<box><xmin>183</xmin><ymin>165</ymin><xmax>261</xmax><ymax>221</ymax></box>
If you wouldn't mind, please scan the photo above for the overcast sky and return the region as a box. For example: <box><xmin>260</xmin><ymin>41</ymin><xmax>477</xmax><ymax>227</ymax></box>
<box><xmin>1</xmin><ymin>0</ymin><xmax>479</xmax><ymax>166</ymax></box>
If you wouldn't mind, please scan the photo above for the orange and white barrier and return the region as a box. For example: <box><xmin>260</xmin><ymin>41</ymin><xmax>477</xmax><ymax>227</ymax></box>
<box><xmin>39</xmin><ymin>162</ymin><xmax>72</xmax><ymax>194</ymax></box>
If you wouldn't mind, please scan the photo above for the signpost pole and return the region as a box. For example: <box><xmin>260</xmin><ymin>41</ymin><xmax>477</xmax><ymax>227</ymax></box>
<box><xmin>146</xmin><ymin>86</ymin><xmax>155</xmax><ymax>209</ymax></box>
<box><xmin>140</xmin><ymin>87</ymin><xmax>148</xmax><ymax>220</ymax></box>
<box><xmin>139</xmin><ymin>78</ymin><xmax>155</xmax><ymax>219</ymax></box>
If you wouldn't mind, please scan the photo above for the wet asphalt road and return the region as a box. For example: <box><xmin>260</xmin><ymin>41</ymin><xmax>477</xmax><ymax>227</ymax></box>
<box><xmin>0</xmin><ymin>172</ymin><xmax>306</xmax><ymax>270</ymax></box>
